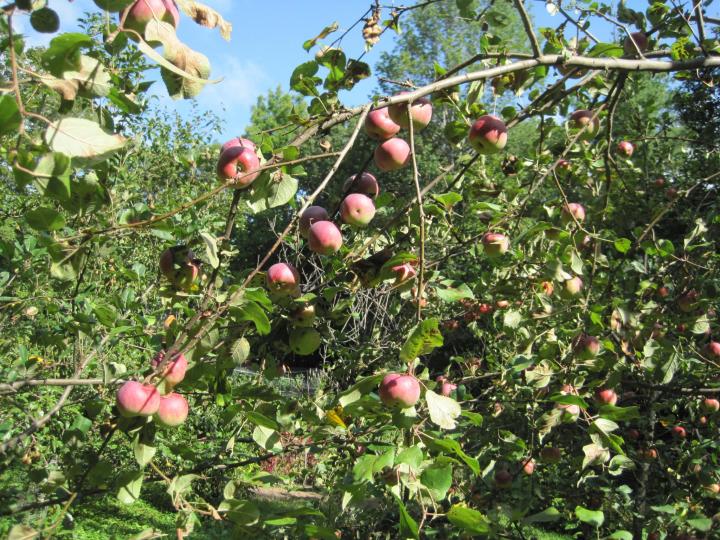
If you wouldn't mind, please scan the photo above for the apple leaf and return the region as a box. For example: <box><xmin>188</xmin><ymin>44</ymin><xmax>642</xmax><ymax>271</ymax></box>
<box><xmin>0</xmin><ymin>95</ymin><xmax>21</xmax><ymax>136</ymax></box>
<box><xmin>435</xmin><ymin>280</ymin><xmax>474</xmax><ymax>303</ymax></box>
<box><xmin>395</xmin><ymin>496</ymin><xmax>420</xmax><ymax>540</ymax></box>
<box><xmin>117</xmin><ymin>470</ymin><xmax>144</xmax><ymax>505</ymax></box>
<box><xmin>522</xmin><ymin>507</ymin><xmax>561</xmax><ymax>524</ymax></box>
<box><xmin>26</xmin><ymin>207</ymin><xmax>65</xmax><ymax>231</ymax></box>
<box><xmin>399</xmin><ymin>318</ymin><xmax>443</xmax><ymax>362</ymax></box>
<box><xmin>447</xmin><ymin>504</ymin><xmax>490</xmax><ymax>534</ymax></box>
<box><xmin>420</xmin><ymin>463</ymin><xmax>452</xmax><ymax>500</ymax></box>
<box><xmin>231</xmin><ymin>337</ymin><xmax>251</xmax><ymax>365</ymax></box>
<box><xmin>175</xmin><ymin>0</ymin><xmax>233</xmax><ymax>40</ymax></box>
<box><xmin>200</xmin><ymin>232</ymin><xmax>219</xmax><ymax>269</ymax></box>
<box><xmin>133</xmin><ymin>438</ymin><xmax>156</xmax><ymax>468</ymax></box>
<box><xmin>45</xmin><ymin>118</ymin><xmax>126</xmax><ymax>161</ymax></box>
<box><xmin>252</xmin><ymin>425</ymin><xmax>281</xmax><ymax>452</ymax></box>
<box><xmin>575</xmin><ymin>506</ymin><xmax>604</xmax><ymax>527</ymax></box>
<box><xmin>426</xmin><ymin>390</ymin><xmax>461</xmax><ymax>430</ymax></box>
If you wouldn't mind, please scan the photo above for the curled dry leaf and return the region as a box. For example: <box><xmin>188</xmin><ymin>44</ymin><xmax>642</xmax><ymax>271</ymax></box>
<box><xmin>175</xmin><ymin>0</ymin><xmax>232</xmax><ymax>40</ymax></box>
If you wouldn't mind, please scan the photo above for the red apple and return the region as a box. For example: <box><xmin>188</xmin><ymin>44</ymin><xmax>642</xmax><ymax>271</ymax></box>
<box><xmin>666</xmin><ymin>187</ymin><xmax>679</xmax><ymax>200</ymax></box>
<box><xmin>540</xmin><ymin>446</ymin><xmax>562</xmax><ymax>463</ymax></box>
<box><xmin>671</xmin><ymin>425</ymin><xmax>687</xmax><ymax>439</ymax></box>
<box><xmin>365</xmin><ymin>107</ymin><xmax>401</xmax><ymax>140</ymax></box>
<box><xmin>266</xmin><ymin>262</ymin><xmax>300</xmax><ymax>295</ymax></box>
<box><xmin>299</xmin><ymin>206</ymin><xmax>330</xmax><ymax>238</ymax></box>
<box><xmin>440</xmin><ymin>381</ymin><xmax>457</xmax><ymax>397</ymax></box>
<box><xmin>122</xmin><ymin>0</ymin><xmax>179</xmax><ymax>35</ymax></box>
<box><xmin>155</xmin><ymin>392</ymin><xmax>188</xmax><ymax>427</ymax></box>
<box><xmin>152</xmin><ymin>352</ymin><xmax>187</xmax><ymax>387</ymax></box>
<box><xmin>221</xmin><ymin>137</ymin><xmax>256</xmax><ymax>153</ymax></box>
<box><xmin>308</xmin><ymin>221</ymin><xmax>343</xmax><ymax>255</ymax></box>
<box><xmin>623</xmin><ymin>32</ymin><xmax>648</xmax><ymax>56</ymax></box>
<box><xmin>522</xmin><ymin>458</ymin><xmax>535</xmax><ymax>475</ymax></box>
<box><xmin>626</xmin><ymin>428</ymin><xmax>641</xmax><ymax>441</ymax></box>
<box><xmin>379</xmin><ymin>373</ymin><xmax>421</xmax><ymax>408</ymax></box>
<box><xmin>595</xmin><ymin>388</ymin><xmax>617</xmax><ymax>406</ymax></box>
<box><xmin>701</xmin><ymin>398</ymin><xmax>720</xmax><ymax>413</ymax></box>
<box><xmin>541</xmin><ymin>281</ymin><xmax>554</xmax><ymax>296</ymax></box>
<box><xmin>574</xmin><ymin>334</ymin><xmax>600</xmax><ymax>359</ymax></box>
<box><xmin>616</xmin><ymin>141</ymin><xmax>634</xmax><ymax>157</ymax></box>
<box><xmin>468</xmin><ymin>115</ymin><xmax>508</xmax><ymax>155</ymax></box>
<box><xmin>343</xmin><ymin>172</ymin><xmax>380</xmax><ymax>198</ymax></box>
<box><xmin>482</xmin><ymin>232</ymin><xmax>510</xmax><ymax>257</ymax></box>
<box><xmin>116</xmin><ymin>381</ymin><xmax>160</xmax><ymax>418</ymax></box>
<box><xmin>639</xmin><ymin>447</ymin><xmax>658</xmax><ymax>460</ymax></box>
<box><xmin>706</xmin><ymin>342</ymin><xmax>720</xmax><ymax>358</ymax></box>
<box><xmin>494</xmin><ymin>469</ymin><xmax>513</xmax><ymax>489</ymax></box>
<box><xmin>556</xmin><ymin>159</ymin><xmax>571</xmax><ymax>171</ymax></box>
<box><xmin>374</xmin><ymin>138</ymin><xmax>411</xmax><ymax>171</ymax></box>
<box><xmin>569</xmin><ymin>110</ymin><xmax>600</xmax><ymax>141</ymax></box>
<box><xmin>654</xmin><ymin>177</ymin><xmax>666</xmax><ymax>189</ymax></box>
<box><xmin>159</xmin><ymin>246</ymin><xmax>200</xmax><ymax>291</ymax></box>
<box><xmin>391</xmin><ymin>262</ymin><xmax>417</xmax><ymax>285</ymax></box>
<box><xmin>216</xmin><ymin>145</ymin><xmax>260</xmax><ymax>188</ymax></box>
<box><xmin>340</xmin><ymin>193</ymin><xmax>376</xmax><ymax>227</ymax></box>
<box><xmin>388</xmin><ymin>93</ymin><xmax>433</xmax><ymax>131</ymax></box>
<box><xmin>561</xmin><ymin>202</ymin><xmax>586</xmax><ymax>225</ymax></box>
<box><xmin>495</xmin><ymin>300</ymin><xmax>510</xmax><ymax>309</ymax></box>
<box><xmin>658</xmin><ymin>286</ymin><xmax>670</xmax><ymax>298</ymax></box>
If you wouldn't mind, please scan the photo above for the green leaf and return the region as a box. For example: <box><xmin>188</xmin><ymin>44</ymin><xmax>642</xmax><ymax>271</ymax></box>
<box><xmin>687</xmin><ymin>517</ymin><xmax>713</xmax><ymax>532</ymax></box>
<box><xmin>575</xmin><ymin>506</ymin><xmax>604</xmax><ymax>527</ymax></box>
<box><xmin>246</xmin><ymin>411</ymin><xmax>280</xmax><ymax>430</ymax></box>
<box><xmin>352</xmin><ymin>454</ymin><xmax>376</xmax><ymax>483</ymax></box>
<box><xmin>7</xmin><ymin>525</ymin><xmax>39</xmax><ymax>540</ymax></box>
<box><xmin>599</xmin><ymin>405</ymin><xmax>640</xmax><ymax>422</ymax></box>
<box><xmin>587</xmin><ymin>43</ymin><xmax>624</xmax><ymax>57</ymax></box>
<box><xmin>234</xmin><ymin>301</ymin><xmax>271</xmax><ymax>335</ymax></box>
<box><xmin>290</xmin><ymin>61</ymin><xmax>320</xmax><ymax>95</ymax></box>
<box><xmin>92</xmin><ymin>303</ymin><xmax>118</xmax><ymax>327</ymax></box>
<box><xmin>435</xmin><ymin>281</ymin><xmax>474</xmax><ymax>303</ymax></box>
<box><xmin>503</xmin><ymin>310</ymin><xmax>522</xmax><ymax>329</ymax></box>
<box><xmin>200</xmin><ymin>232</ymin><xmax>219</xmax><ymax>269</ymax></box>
<box><xmin>338</xmin><ymin>373</ymin><xmax>384</xmax><ymax>407</ymax></box>
<box><xmin>117</xmin><ymin>470</ymin><xmax>144</xmax><ymax>505</ymax></box>
<box><xmin>26</xmin><ymin>207</ymin><xmax>65</xmax><ymax>231</ymax></box>
<box><xmin>248</xmin><ymin>172</ymin><xmax>299</xmax><ymax>213</ymax></box>
<box><xmin>396</xmin><ymin>446</ymin><xmax>424</xmax><ymax>471</ymax></box>
<box><xmin>424</xmin><ymin>437</ymin><xmax>479</xmax><ymax>475</ymax></box>
<box><xmin>522</xmin><ymin>507</ymin><xmax>560</xmax><ymax>524</ymax></box>
<box><xmin>303</xmin><ymin>21</ymin><xmax>339</xmax><ymax>51</ymax></box>
<box><xmin>42</xmin><ymin>33</ymin><xmax>92</xmax><ymax>76</ymax></box>
<box><xmin>420</xmin><ymin>463</ymin><xmax>452</xmax><ymax>500</ymax></box>
<box><xmin>395</xmin><ymin>496</ymin><xmax>420</xmax><ymax>540</ymax></box>
<box><xmin>608</xmin><ymin>531</ymin><xmax>633</xmax><ymax>540</ymax></box>
<box><xmin>45</xmin><ymin>118</ymin><xmax>126</xmax><ymax>161</ymax></box>
<box><xmin>426</xmin><ymin>390</ymin><xmax>461</xmax><ymax>430</ymax></box>
<box><xmin>614</xmin><ymin>238</ymin><xmax>631</xmax><ymax>253</ymax></box>
<box><xmin>432</xmin><ymin>192</ymin><xmax>463</xmax><ymax>208</ymax></box>
<box><xmin>133</xmin><ymin>438</ymin><xmax>156</xmax><ymax>468</ymax></box>
<box><xmin>447</xmin><ymin>504</ymin><xmax>490</xmax><ymax>534</ymax></box>
<box><xmin>399</xmin><ymin>318</ymin><xmax>443</xmax><ymax>362</ymax></box>
<box><xmin>0</xmin><ymin>95</ymin><xmax>21</xmax><ymax>136</ymax></box>
<box><xmin>231</xmin><ymin>337</ymin><xmax>251</xmax><ymax>365</ymax></box>
<box><xmin>252</xmin><ymin>425</ymin><xmax>281</xmax><ymax>451</ymax></box>
<box><xmin>219</xmin><ymin>499</ymin><xmax>260</xmax><ymax>526</ymax></box>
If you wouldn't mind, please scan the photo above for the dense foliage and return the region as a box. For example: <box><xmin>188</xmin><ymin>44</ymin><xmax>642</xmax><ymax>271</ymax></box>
<box><xmin>1</xmin><ymin>0</ymin><xmax>719</xmax><ymax>538</ymax></box>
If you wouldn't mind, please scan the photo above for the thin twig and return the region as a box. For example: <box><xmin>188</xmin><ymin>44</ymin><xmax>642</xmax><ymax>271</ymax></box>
<box><xmin>407</xmin><ymin>102</ymin><xmax>425</xmax><ymax>321</ymax></box>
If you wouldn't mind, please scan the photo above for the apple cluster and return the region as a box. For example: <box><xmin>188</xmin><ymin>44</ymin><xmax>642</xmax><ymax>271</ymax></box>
<box><xmin>115</xmin><ymin>352</ymin><xmax>189</xmax><ymax>428</ymax></box>
<box><xmin>159</xmin><ymin>245</ymin><xmax>201</xmax><ymax>291</ymax></box>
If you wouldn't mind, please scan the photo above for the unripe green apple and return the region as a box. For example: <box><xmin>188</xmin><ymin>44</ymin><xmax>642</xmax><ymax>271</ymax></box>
<box><xmin>289</xmin><ymin>328</ymin><xmax>321</xmax><ymax>356</ymax></box>
<box><xmin>291</xmin><ymin>304</ymin><xmax>316</xmax><ymax>327</ymax></box>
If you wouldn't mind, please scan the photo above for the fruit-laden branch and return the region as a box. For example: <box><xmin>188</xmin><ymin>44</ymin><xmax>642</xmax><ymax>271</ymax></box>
<box><xmin>0</xmin><ymin>335</ymin><xmax>110</xmax><ymax>454</ymax></box>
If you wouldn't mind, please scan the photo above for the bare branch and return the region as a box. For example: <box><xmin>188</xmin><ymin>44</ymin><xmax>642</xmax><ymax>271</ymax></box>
<box><xmin>513</xmin><ymin>0</ymin><xmax>541</xmax><ymax>57</ymax></box>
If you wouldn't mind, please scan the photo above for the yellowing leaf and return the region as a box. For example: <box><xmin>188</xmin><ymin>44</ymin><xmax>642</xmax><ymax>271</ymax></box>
<box><xmin>175</xmin><ymin>0</ymin><xmax>232</xmax><ymax>40</ymax></box>
<box><xmin>426</xmin><ymin>390</ymin><xmax>461</xmax><ymax>430</ymax></box>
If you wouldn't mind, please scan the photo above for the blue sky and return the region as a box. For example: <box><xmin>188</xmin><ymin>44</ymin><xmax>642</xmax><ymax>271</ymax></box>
<box><xmin>13</xmin><ymin>1</ymin><xmax>718</xmax><ymax>142</ymax></box>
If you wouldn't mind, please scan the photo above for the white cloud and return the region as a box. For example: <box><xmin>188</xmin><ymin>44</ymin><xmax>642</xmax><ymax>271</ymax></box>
<box><xmin>200</xmin><ymin>57</ymin><xmax>269</xmax><ymax>109</ymax></box>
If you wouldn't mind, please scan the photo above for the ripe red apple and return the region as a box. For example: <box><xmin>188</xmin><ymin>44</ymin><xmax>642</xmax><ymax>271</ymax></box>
<box><xmin>540</xmin><ymin>446</ymin><xmax>562</xmax><ymax>463</ymax></box>
<box><xmin>574</xmin><ymin>334</ymin><xmax>600</xmax><ymax>359</ymax></box>
<box><xmin>116</xmin><ymin>381</ymin><xmax>160</xmax><ymax>417</ymax></box>
<box><xmin>155</xmin><ymin>392</ymin><xmax>188</xmax><ymax>427</ymax></box>
<box><xmin>216</xmin><ymin>146</ymin><xmax>260</xmax><ymax>188</ymax></box>
<box><xmin>617</xmin><ymin>141</ymin><xmax>634</xmax><ymax>157</ymax></box>
<box><xmin>569</xmin><ymin>110</ymin><xmax>600</xmax><ymax>141</ymax></box>
<box><xmin>658</xmin><ymin>286</ymin><xmax>670</xmax><ymax>298</ymax></box>
<box><xmin>266</xmin><ymin>262</ymin><xmax>300</xmax><ymax>295</ymax></box>
<box><xmin>676</xmin><ymin>323</ymin><xmax>688</xmax><ymax>333</ymax></box>
<box><xmin>494</xmin><ymin>469</ymin><xmax>513</xmax><ymax>489</ymax></box>
<box><xmin>671</xmin><ymin>425</ymin><xmax>687</xmax><ymax>439</ymax></box>
<box><xmin>595</xmin><ymin>388</ymin><xmax>618</xmax><ymax>406</ymax></box>
<box><xmin>541</xmin><ymin>281</ymin><xmax>554</xmax><ymax>296</ymax></box>
<box><xmin>654</xmin><ymin>177</ymin><xmax>666</xmax><ymax>189</ymax></box>
<box><xmin>561</xmin><ymin>202</ymin><xmax>586</xmax><ymax>225</ymax></box>
<box><xmin>522</xmin><ymin>458</ymin><xmax>535</xmax><ymax>475</ymax></box>
<box><xmin>623</xmin><ymin>32</ymin><xmax>648</xmax><ymax>55</ymax></box>
<box><xmin>374</xmin><ymin>138</ymin><xmax>411</xmax><ymax>171</ymax></box>
<box><xmin>677</xmin><ymin>290</ymin><xmax>699</xmax><ymax>313</ymax></box>
<box><xmin>221</xmin><ymin>137</ymin><xmax>255</xmax><ymax>153</ymax></box>
<box><xmin>468</xmin><ymin>115</ymin><xmax>508</xmax><ymax>155</ymax></box>
<box><xmin>122</xmin><ymin>0</ymin><xmax>179</xmax><ymax>35</ymax></box>
<box><xmin>495</xmin><ymin>300</ymin><xmax>510</xmax><ymax>309</ymax></box>
<box><xmin>701</xmin><ymin>398</ymin><xmax>720</xmax><ymax>413</ymax></box>
<box><xmin>626</xmin><ymin>428</ymin><xmax>641</xmax><ymax>441</ymax></box>
<box><xmin>340</xmin><ymin>193</ymin><xmax>376</xmax><ymax>227</ymax></box>
<box><xmin>639</xmin><ymin>447</ymin><xmax>658</xmax><ymax>460</ymax></box>
<box><xmin>440</xmin><ymin>380</ymin><xmax>457</xmax><ymax>397</ymax></box>
<box><xmin>561</xmin><ymin>276</ymin><xmax>583</xmax><ymax>298</ymax></box>
<box><xmin>291</xmin><ymin>304</ymin><xmax>316</xmax><ymax>327</ymax></box>
<box><xmin>299</xmin><ymin>206</ymin><xmax>330</xmax><ymax>238</ymax></box>
<box><xmin>391</xmin><ymin>262</ymin><xmax>417</xmax><ymax>285</ymax></box>
<box><xmin>556</xmin><ymin>159</ymin><xmax>571</xmax><ymax>171</ymax></box>
<box><xmin>482</xmin><ymin>232</ymin><xmax>510</xmax><ymax>257</ymax></box>
<box><xmin>666</xmin><ymin>187</ymin><xmax>679</xmax><ymax>200</ymax></box>
<box><xmin>343</xmin><ymin>172</ymin><xmax>380</xmax><ymax>198</ymax></box>
<box><xmin>379</xmin><ymin>373</ymin><xmax>421</xmax><ymax>408</ymax></box>
<box><xmin>152</xmin><ymin>352</ymin><xmax>187</xmax><ymax>387</ymax></box>
<box><xmin>478</xmin><ymin>303</ymin><xmax>493</xmax><ymax>315</ymax></box>
<box><xmin>388</xmin><ymin>93</ymin><xmax>433</xmax><ymax>131</ymax></box>
<box><xmin>308</xmin><ymin>221</ymin><xmax>343</xmax><ymax>255</ymax></box>
<box><xmin>159</xmin><ymin>246</ymin><xmax>200</xmax><ymax>291</ymax></box>
<box><xmin>706</xmin><ymin>342</ymin><xmax>720</xmax><ymax>358</ymax></box>
<box><xmin>365</xmin><ymin>107</ymin><xmax>401</xmax><ymax>140</ymax></box>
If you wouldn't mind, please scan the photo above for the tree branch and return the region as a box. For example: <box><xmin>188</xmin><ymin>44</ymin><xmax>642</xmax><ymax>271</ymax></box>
<box><xmin>513</xmin><ymin>0</ymin><xmax>541</xmax><ymax>57</ymax></box>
